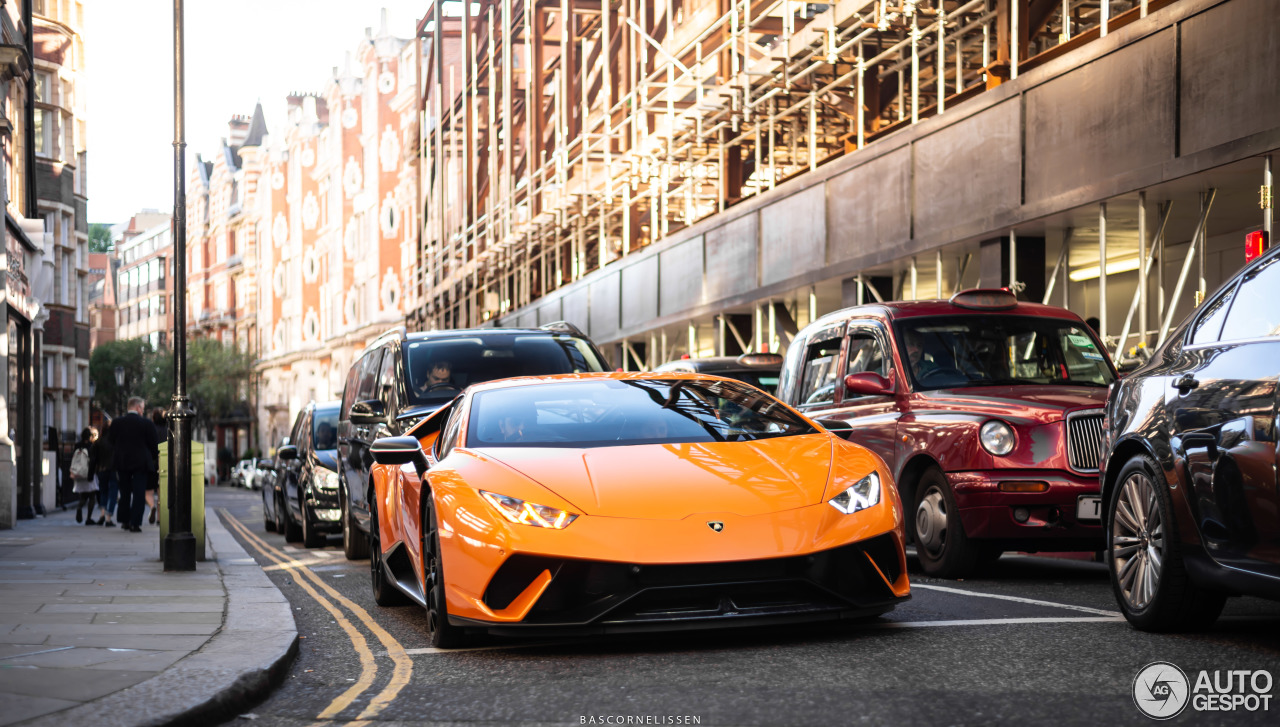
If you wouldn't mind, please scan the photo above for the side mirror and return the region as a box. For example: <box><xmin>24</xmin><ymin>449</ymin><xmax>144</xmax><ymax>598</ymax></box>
<box><xmin>816</xmin><ymin>417</ymin><xmax>855</xmax><ymax>441</ymax></box>
<box><xmin>371</xmin><ymin>436</ymin><xmax>430</xmax><ymax>477</ymax></box>
<box><xmin>844</xmin><ymin>372</ymin><xmax>893</xmax><ymax>398</ymax></box>
<box><xmin>277</xmin><ymin>444</ymin><xmax>298</xmax><ymax>461</ymax></box>
<box><xmin>350</xmin><ymin>398</ymin><xmax>387</xmax><ymax>424</ymax></box>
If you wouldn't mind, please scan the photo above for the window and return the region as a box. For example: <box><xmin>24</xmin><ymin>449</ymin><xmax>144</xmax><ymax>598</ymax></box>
<box><xmin>844</xmin><ymin>332</ymin><xmax>888</xmax><ymax>378</ymax></box>
<box><xmin>437</xmin><ymin>401</ymin><xmax>465</xmax><ymax>459</ymax></box>
<box><xmin>354</xmin><ymin>349</ymin><xmax>384</xmax><ymax>406</ymax></box>
<box><xmin>35</xmin><ymin>71</ymin><xmax>52</xmax><ymax>104</ymax></box>
<box><xmin>376</xmin><ymin>346</ymin><xmax>399</xmax><ymax>412</ymax></box>
<box><xmin>1219</xmin><ymin>256</ymin><xmax>1280</xmax><ymax>342</ymax></box>
<box><xmin>34</xmin><ymin>109</ymin><xmax>53</xmax><ymax>157</ymax></box>
<box><xmin>1190</xmin><ymin>285</ymin><xmax>1235</xmax><ymax>345</ymax></box>
<box><xmin>797</xmin><ymin>336</ymin><xmax>842</xmax><ymax>408</ymax></box>
<box><xmin>402</xmin><ymin>334</ymin><xmax>608</xmax><ymax>407</ymax></box>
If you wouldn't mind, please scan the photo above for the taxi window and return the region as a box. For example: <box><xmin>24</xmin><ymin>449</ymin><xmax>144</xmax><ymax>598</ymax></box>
<box><xmin>845</xmin><ymin>333</ymin><xmax>887</xmax><ymax>378</ymax></box>
<box><xmin>797</xmin><ymin>339</ymin><xmax>841</xmax><ymax>408</ymax></box>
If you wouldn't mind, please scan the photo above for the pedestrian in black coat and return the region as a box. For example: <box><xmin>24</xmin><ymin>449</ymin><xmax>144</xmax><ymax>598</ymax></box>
<box><xmin>109</xmin><ymin>397</ymin><xmax>160</xmax><ymax>532</ymax></box>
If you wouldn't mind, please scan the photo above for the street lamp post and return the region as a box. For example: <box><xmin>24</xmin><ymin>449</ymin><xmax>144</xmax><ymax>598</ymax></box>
<box><xmin>165</xmin><ymin>0</ymin><xmax>196</xmax><ymax>572</ymax></box>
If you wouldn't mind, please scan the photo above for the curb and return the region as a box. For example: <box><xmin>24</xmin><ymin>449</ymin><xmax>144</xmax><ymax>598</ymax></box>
<box><xmin>23</xmin><ymin>510</ymin><xmax>299</xmax><ymax>727</ymax></box>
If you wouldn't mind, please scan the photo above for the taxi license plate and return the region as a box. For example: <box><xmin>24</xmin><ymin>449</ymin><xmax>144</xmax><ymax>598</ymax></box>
<box><xmin>1076</xmin><ymin>495</ymin><xmax>1102</xmax><ymax>522</ymax></box>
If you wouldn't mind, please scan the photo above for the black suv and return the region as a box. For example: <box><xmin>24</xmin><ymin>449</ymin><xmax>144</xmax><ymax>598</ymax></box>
<box><xmin>653</xmin><ymin>353</ymin><xmax>784</xmax><ymax>393</ymax></box>
<box><xmin>275</xmin><ymin>400</ymin><xmax>342</xmax><ymax>548</ymax></box>
<box><xmin>1101</xmin><ymin>244</ymin><xmax>1280</xmax><ymax>631</ymax></box>
<box><xmin>336</xmin><ymin>324</ymin><xmax>610</xmax><ymax>559</ymax></box>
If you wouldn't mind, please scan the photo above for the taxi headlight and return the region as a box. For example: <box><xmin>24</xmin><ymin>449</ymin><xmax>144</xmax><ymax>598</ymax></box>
<box><xmin>980</xmin><ymin>420</ymin><xmax>1016</xmax><ymax>456</ymax></box>
<box><xmin>828</xmin><ymin>472</ymin><xmax>881</xmax><ymax>515</ymax></box>
<box><xmin>480</xmin><ymin>490</ymin><xmax>579</xmax><ymax>529</ymax></box>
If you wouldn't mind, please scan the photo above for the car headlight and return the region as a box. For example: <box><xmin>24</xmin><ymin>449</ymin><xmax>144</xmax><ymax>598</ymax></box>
<box><xmin>980</xmin><ymin>420</ymin><xmax>1016</xmax><ymax>456</ymax></box>
<box><xmin>480</xmin><ymin>490</ymin><xmax>579</xmax><ymax>529</ymax></box>
<box><xmin>315</xmin><ymin>468</ymin><xmax>339</xmax><ymax>491</ymax></box>
<box><xmin>828</xmin><ymin>472</ymin><xmax>881</xmax><ymax>514</ymax></box>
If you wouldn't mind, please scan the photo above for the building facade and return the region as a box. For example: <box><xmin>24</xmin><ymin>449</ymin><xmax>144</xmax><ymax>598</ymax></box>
<box><xmin>255</xmin><ymin>17</ymin><xmax>418</xmax><ymax>451</ymax></box>
<box><xmin>85</xmin><ymin>250</ymin><xmax>114</xmax><ymax>347</ymax></box>
<box><xmin>186</xmin><ymin>106</ymin><xmax>267</xmax><ymax>460</ymax></box>
<box><xmin>114</xmin><ymin>216</ymin><xmax>173</xmax><ymax>349</ymax></box>
<box><xmin>2</xmin><ymin>2</ymin><xmax>52</xmax><ymax>527</ymax></box>
<box><xmin>33</xmin><ymin>0</ymin><xmax>89</xmax><ymax>457</ymax></box>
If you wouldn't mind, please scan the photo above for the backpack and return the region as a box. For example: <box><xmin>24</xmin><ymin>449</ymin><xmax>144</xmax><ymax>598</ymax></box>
<box><xmin>70</xmin><ymin>448</ymin><xmax>90</xmax><ymax>480</ymax></box>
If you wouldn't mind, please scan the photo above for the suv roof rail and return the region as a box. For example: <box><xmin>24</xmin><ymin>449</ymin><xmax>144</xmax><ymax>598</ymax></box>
<box><xmin>540</xmin><ymin>320</ymin><xmax>588</xmax><ymax>337</ymax></box>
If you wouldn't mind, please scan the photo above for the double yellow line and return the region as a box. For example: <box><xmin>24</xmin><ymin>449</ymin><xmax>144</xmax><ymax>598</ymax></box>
<box><xmin>219</xmin><ymin>509</ymin><xmax>414</xmax><ymax>722</ymax></box>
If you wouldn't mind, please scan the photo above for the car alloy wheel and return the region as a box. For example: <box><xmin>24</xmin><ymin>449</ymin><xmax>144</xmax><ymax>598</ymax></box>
<box><xmin>1112</xmin><ymin>470</ymin><xmax>1162</xmax><ymax>609</ymax></box>
<box><xmin>910</xmin><ymin>467</ymin><xmax>982</xmax><ymax>578</ymax></box>
<box><xmin>274</xmin><ymin>492</ymin><xmax>288</xmax><ymax>536</ymax></box>
<box><xmin>263</xmin><ymin>489</ymin><xmax>276</xmax><ymax>532</ymax></box>
<box><xmin>341</xmin><ymin>480</ymin><xmax>369</xmax><ymax>560</ymax></box>
<box><xmin>915</xmin><ymin>487</ymin><xmax>948</xmax><ymax>557</ymax></box>
<box><xmin>301</xmin><ymin>492</ymin><xmax>324</xmax><ymax>549</ymax></box>
<box><xmin>1106</xmin><ymin>454</ymin><xmax>1226</xmax><ymax>631</ymax></box>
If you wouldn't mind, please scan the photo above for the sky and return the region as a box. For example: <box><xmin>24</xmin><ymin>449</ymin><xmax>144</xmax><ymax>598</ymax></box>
<box><xmin>85</xmin><ymin>1</ymin><xmax>428</xmax><ymax>224</ymax></box>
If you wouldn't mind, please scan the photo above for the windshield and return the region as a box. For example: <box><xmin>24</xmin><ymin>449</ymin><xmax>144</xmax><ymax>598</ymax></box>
<box><xmin>467</xmin><ymin>378</ymin><xmax>815</xmax><ymax>449</ymax></box>
<box><xmin>896</xmin><ymin>315</ymin><xmax>1115</xmax><ymax>391</ymax></box>
<box><xmin>404</xmin><ymin>334</ymin><xmax>607</xmax><ymax>406</ymax></box>
<box><xmin>312</xmin><ymin>408</ymin><xmax>339</xmax><ymax>450</ymax></box>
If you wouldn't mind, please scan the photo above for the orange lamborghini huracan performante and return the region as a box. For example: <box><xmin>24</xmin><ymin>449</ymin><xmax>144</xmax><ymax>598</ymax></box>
<box><xmin>367</xmin><ymin>373</ymin><xmax>910</xmax><ymax>648</ymax></box>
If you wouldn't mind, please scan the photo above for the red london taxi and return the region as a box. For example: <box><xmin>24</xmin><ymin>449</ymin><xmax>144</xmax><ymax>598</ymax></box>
<box><xmin>777</xmin><ymin>289</ymin><xmax>1115</xmax><ymax>578</ymax></box>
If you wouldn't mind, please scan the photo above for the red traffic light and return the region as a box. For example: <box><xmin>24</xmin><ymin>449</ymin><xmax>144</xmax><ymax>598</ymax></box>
<box><xmin>1246</xmin><ymin>230</ymin><xmax>1268</xmax><ymax>263</ymax></box>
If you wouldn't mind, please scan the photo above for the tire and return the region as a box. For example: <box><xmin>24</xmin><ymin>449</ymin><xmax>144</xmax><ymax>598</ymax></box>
<box><xmin>422</xmin><ymin>490</ymin><xmax>471</xmax><ymax>648</ymax></box>
<box><xmin>369</xmin><ymin>497</ymin><xmax>409</xmax><ymax>607</ymax></box>
<box><xmin>301</xmin><ymin>494</ymin><xmax>324</xmax><ymax>549</ymax></box>
<box><xmin>273</xmin><ymin>491</ymin><xmax>288</xmax><ymax>535</ymax></box>
<box><xmin>910</xmin><ymin>467</ymin><xmax>982</xmax><ymax>578</ymax></box>
<box><xmin>342</xmin><ymin>484</ymin><xmax>370</xmax><ymax>560</ymax></box>
<box><xmin>263</xmin><ymin>491</ymin><xmax>276</xmax><ymax>532</ymax></box>
<box><xmin>282</xmin><ymin>493</ymin><xmax>303</xmax><ymax>543</ymax></box>
<box><xmin>1108</xmin><ymin>454</ymin><xmax>1226</xmax><ymax>632</ymax></box>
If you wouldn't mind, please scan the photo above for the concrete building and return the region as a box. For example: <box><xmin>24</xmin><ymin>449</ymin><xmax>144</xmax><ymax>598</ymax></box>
<box><xmin>255</xmin><ymin>15</ymin><xmax>418</xmax><ymax>451</ymax></box>
<box><xmin>33</xmin><ymin>0</ymin><xmax>89</xmax><ymax>460</ymax></box>
<box><xmin>2</xmin><ymin>2</ymin><xmax>54</xmax><ymax>527</ymax></box>
<box><xmin>85</xmin><ymin>250</ymin><xmax>115</xmax><ymax>348</ymax></box>
<box><xmin>412</xmin><ymin>0</ymin><xmax>1276</xmax><ymax>373</ymax></box>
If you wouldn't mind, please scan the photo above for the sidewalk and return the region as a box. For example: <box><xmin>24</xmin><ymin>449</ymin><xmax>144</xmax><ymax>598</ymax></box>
<box><xmin>0</xmin><ymin>503</ymin><xmax>297</xmax><ymax>726</ymax></box>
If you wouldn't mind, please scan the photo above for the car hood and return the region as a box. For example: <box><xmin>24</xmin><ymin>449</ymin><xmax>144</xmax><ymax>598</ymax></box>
<box><xmin>476</xmin><ymin>433</ymin><xmax>834</xmax><ymax>520</ymax></box>
<box><xmin>314</xmin><ymin>450</ymin><xmax>338</xmax><ymax>472</ymax></box>
<box><xmin>917</xmin><ymin>385</ymin><xmax>1107</xmax><ymax>423</ymax></box>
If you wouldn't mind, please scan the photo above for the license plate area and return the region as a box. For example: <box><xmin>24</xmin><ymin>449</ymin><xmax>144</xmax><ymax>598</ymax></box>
<box><xmin>1076</xmin><ymin>495</ymin><xmax>1102</xmax><ymax>522</ymax></box>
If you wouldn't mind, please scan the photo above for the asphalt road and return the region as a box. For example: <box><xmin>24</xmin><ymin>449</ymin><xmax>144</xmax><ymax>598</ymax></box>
<box><xmin>209</xmin><ymin>487</ymin><xmax>1280</xmax><ymax>726</ymax></box>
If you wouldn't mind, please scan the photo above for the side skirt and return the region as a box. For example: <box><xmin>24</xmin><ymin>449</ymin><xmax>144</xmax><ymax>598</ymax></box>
<box><xmin>383</xmin><ymin>541</ymin><xmax>427</xmax><ymax>607</ymax></box>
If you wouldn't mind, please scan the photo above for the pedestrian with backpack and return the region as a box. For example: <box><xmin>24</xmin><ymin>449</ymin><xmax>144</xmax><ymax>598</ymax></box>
<box><xmin>71</xmin><ymin>428</ymin><xmax>98</xmax><ymax>524</ymax></box>
<box><xmin>89</xmin><ymin>417</ymin><xmax>118</xmax><ymax>527</ymax></box>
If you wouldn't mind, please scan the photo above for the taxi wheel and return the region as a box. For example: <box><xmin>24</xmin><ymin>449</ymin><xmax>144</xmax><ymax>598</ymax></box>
<box><xmin>1108</xmin><ymin>455</ymin><xmax>1225</xmax><ymax>632</ymax></box>
<box><xmin>422</xmin><ymin>493</ymin><xmax>471</xmax><ymax>648</ymax></box>
<box><xmin>911</xmin><ymin>467</ymin><xmax>981</xmax><ymax>579</ymax></box>
<box><xmin>369</xmin><ymin>498</ymin><xmax>409</xmax><ymax>607</ymax></box>
<box><xmin>342</xmin><ymin>482</ymin><xmax>370</xmax><ymax>560</ymax></box>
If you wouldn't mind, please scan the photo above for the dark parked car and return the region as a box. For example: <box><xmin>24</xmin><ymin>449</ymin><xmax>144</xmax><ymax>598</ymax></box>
<box><xmin>776</xmin><ymin>289</ymin><xmax>1116</xmax><ymax>577</ymax></box>
<box><xmin>336</xmin><ymin>323</ymin><xmax>611</xmax><ymax>559</ymax></box>
<box><xmin>276</xmin><ymin>401</ymin><xmax>342</xmax><ymax>548</ymax></box>
<box><xmin>260</xmin><ymin>453</ymin><xmax>283</xmax><ymax>532</ymax></box>
<box><xmin>1100</xmin><ymin>245</ymin><xmax>1280</xmax><ymax>631</ymax></box>
<box><xmin>653</xmin><ymin>353</ymin><xmax>784</xmax><ymax>393</ymax></box>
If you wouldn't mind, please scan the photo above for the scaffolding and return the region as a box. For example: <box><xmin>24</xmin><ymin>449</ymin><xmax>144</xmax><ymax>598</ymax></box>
<box><xmin>411</xmin><ymin>0</ymin><xmax>1167</xmax><ymax>331</ymax></box>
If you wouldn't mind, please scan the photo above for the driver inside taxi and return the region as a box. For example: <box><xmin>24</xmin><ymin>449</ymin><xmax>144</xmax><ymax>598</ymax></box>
<box><xmin>905</xmin><ymin>333</ymin><xmax>940</xmax><ymax>378</ymax></box>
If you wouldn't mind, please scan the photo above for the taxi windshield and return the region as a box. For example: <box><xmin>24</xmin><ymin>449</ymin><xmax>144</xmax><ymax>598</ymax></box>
<box><xmin>467</xmin><ymin>378</ymin><xmax>814</xmax><ymax>448</ymax></box>
<box><xmin>895</xmin><ymin>315</ymin><xmax>1115</xmax><ymax>391</ymax></box>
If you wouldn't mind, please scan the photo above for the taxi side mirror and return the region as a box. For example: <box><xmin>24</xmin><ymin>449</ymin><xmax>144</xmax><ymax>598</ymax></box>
<box><xmin>844</xmin><ymin>372</ymin><xmax>893</xmax><ymax>397</ymax></box>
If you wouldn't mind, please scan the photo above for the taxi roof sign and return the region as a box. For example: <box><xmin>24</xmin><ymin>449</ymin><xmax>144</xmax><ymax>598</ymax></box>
<box><xmin>949</xmin><ymin>289</ymin><xmax>1019</xmax><ymax>311</ymax></box>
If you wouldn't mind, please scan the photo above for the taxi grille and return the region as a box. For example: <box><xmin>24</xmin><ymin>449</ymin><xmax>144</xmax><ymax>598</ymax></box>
<box><xmin>1066</xmin><ymin>411</ymin><xmax>1105</xmax><ymax>472</ymax></box>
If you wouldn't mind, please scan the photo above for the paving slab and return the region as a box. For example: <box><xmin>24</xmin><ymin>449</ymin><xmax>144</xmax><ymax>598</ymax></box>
<box><xmin>1</xmin><ymin>508</ymin><xmax>297</xmax><ymax>726</ymax></box>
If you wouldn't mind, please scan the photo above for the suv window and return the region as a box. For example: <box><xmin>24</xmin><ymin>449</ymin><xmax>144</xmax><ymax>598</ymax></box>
<box><xmin>797</xmin><ymin>338</ymin><xmax>842</xmax><ymax>408</ymax></box>
<box><xmin>403</xmin><ymin>333</ymin><xmax>607</xmax><ymax>407</ymax></box>
<box><xmin>1219</xmin><ymin>256</ymin><xmax>1280</xmax><ymax>342</ymax></box>
<box><xmin>1190</xmin><ymin>285</ymin><xmax>1236</xmax><ymax>345</ymax></box>
<box><xmin>376</xmin><ymin>346</ymin><xmax>399</xmax><ymax>412</ymax></box>
<box><xmin>340</xmin><ymin>360</ymin><xmax>362</xmax><ymax>418</ymax></box>
<box><xmin>355</xmin><ymin>349</ymin><xmax>384</xmax><ymax>404</ymax></box>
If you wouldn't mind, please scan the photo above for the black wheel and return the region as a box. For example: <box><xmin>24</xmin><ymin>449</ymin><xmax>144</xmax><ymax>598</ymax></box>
<box><xmin>282</xmin><ymin>493</ymin><xmax>303</xmax><ymax>543</ymax></box>
<box><xmin>910</xmin><ymin>467</ymin><xmax>982</xmax><ymax>578</ymax></box>
<box><xmin>262</xmin><ymin>490</ymin><xmax>276</xmax><ymax>532</ymax></box>
<box><xmin>422</xmin><ymin>490</ymin><xmax>471</xmax><ymax>648</ymax></box>
<box><xmin>342</xmin><ymin>482</ymin><xmax>369</xmax><ymax>560</ymax></box>
<box><xmin>301</xmin><ymin>493</ymin><xmax>324</xmax><ymax>549</ymax></box>
<box><xmin>273</xmin><ymin>491</ymin><xmax>288</xmax><ymax>535</ymax></box>
<box><xmin>369</xmin><ymin>497</ymin><xmax>409</xmax><ymax>607</ymax></box>
<box><xmin>1108</xmin><ymin>455</ymin><xmax>1226</xmax><ymax>632</ymax></box>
